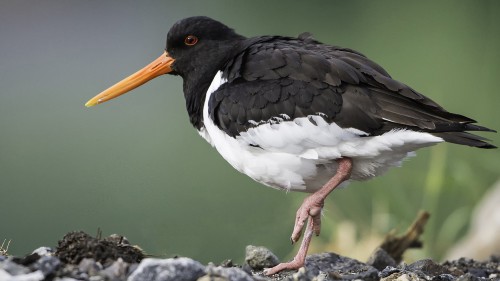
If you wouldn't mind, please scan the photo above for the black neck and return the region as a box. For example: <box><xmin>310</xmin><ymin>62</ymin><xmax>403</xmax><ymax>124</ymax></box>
<box><xmin>182</xmin><ymin>71</ymin><xmax>214</xmax><ymax>130</ymax></box>
<box><xmin>182</xmin><ymin>39</ymin><xmax>246</xmax><ymax>130</ymax></box>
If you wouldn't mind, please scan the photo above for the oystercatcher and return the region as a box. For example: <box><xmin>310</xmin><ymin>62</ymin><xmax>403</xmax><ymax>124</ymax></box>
<box><xmin>85</xmin><ymin>16</ymin><xmax>496</xmax><ymax>274</ymax></box>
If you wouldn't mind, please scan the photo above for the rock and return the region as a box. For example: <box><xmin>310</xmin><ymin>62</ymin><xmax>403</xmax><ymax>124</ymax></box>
<box><xmin>34</xmin><ymin>255</ymin><xmax>61</xmax><ymax>276</ymax></box>
<box><xmin>380</xmin><ymin>261</ymin><xmax>455</xmax><ymax>281</ymax></box>
<box><xmin>455</xmin><ymin>273</ymin><xmax>481</xmax><ymax>281</ymax></box>
<box><xmin>304</xmin><ymin>252</ymin><xmax>379</xmax><ymax>281</ymax></box>
<box><xmin>78</xmin><ymin>258</ymin><xmax>103</xmax><ymax>276</ymax></box>
<box><xmin>197</xmin><ymin>275</ymin><xmax>227</xmax><ymax>281</ymax></box>
<box><xmin>32</xmin><ymin>247</ymin><xmax>54</xmax><ymax>257</ymax></box>
<box><xmin>367</xmin><ymin>247</ymin><xmax>397</xmax><ymax>271</ymax></box>
<box><xmin>53</xmin><ymin>278</ymin><xmax>80</xmax><ymax>281</ymax></box>
<box><xmin>285</xmin><ymin>267</ymin><xmax>315</xmax><ymax>281</ymax></box>
<box><xmin>245</xmin><ymin>245</ymin><xmax>279</xmax><ymax>270</ymax></box>
<box><xmin>380</xmin><ymin>266</ymin><xmax>402</xmax><ymax>279</ymax></box>
<box><xmin>100</xmin><ymin>258</ymin><xmax>129</xmax><ymax>281</ymax></box>
<box><xmin>201</xmin><ymin>263</ymin><xmax>255</xmax><ymax>281</ymax></box>
<box><xmin>407</xmin><ymin>259</ymin><xmax>450</xmax><ymax>276</ymax></box>
<box><xmin>13</xmin><ymin>253</ymin><xmax>41</xmax><ymax>267</ymax></box>
<box><xmin>0</xmin><ymin>258</ymin><xmax>31</xmax><ymax>275</ymax></box>
<box><xmin>0</xmin><ymin>268</ymin><xmax>45</xmax><ymax>281</ymax></box>
<box><xmin>127</xmin><ymin>257</ymin><xmax>205</xmax><ymax>281</ymax></box>
<box><xmin>380</xmin><ymin>272</ymin><xmax>426</xmax><ymax>281</ymax></box>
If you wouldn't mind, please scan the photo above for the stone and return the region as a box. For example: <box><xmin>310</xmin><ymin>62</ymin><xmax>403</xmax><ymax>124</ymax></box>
<box><xmin>13</xmin><ymin>253</ymin><xmax>41</xmax><ymax>267</ymax></box>
<box><xmin>379</xmin><ymin>266</ymin><xmax>401</xmax><ymax>278</ymax></box>
<box><xmin>285</xmin><ymin>267</ymin><xmax>314</xmax><ymax>281</ymax></box>
<box><xmin>202</xmin><ymin>263</ymin><xmax>255</xmax><ymax>281</ymax></box>
<box><xmin>407</xmin><ymin>259</ymin><xmax>450</xmax><ymax>276</ymax></box>
<box><xmin>100</xmin><ymin>258</ymin><xmax>129</xmax><ymax>281</ymax></box>
<box><xmin>245</xmin><ymin>245</ymin><xmax>279</xmax><ymax>270</ymax></box>
<box><xmin>127</xmin><ymin>257</ymin><xmax>205</xmax><ymax>281</ymax></box>
<box><xmin>455</xmin><ymin>273</ymin><xmax>481</xmax><ymax>281</ymax></box>
<box><xmin>304</xmin><ymin>253</ymin><xmax>379</xmax><ymax>281</ymax></box>
<box><xmin>78</xmin><ymin>258</ymin><xmax>103</xmax><ymax>276</ymax></box>
<box><xmin>380</xmin><ymin>272</ymin><xmax>426</xmax><ymax>281</ymax></box>
<box><xmin>197</xmin><ymin>275</ymin><xmax>228</xmax><ymax>281</ymax></box>
<box><xmin>0</xmin><ymin>268</ymin><xmax>45</xmax><ymax>281</ymax></box>
<box><xmin>367</xmin><ymin>247</ymin><xmax>397</xmax><ymax>271</ymax></box>
<box><xmin>32</xmin><ymin>247</ymin><xmax>54</xmax><ymax>257</ymax></box>
<box><xmin>0</xmin><ymin>258</ymin><xmax>31</xmax><ymax>275</ymax></box>
<box><xmin>34</xmin><ymin>255</ymin><xmax>61</xmax><ymax>276</ymax></box>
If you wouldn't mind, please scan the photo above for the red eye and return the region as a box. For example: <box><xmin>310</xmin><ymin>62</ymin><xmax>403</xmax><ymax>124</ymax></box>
<box><xmin>184</xmin><ymin>35</ymin><xmax>198</xmax><ymax>46</ymax></box>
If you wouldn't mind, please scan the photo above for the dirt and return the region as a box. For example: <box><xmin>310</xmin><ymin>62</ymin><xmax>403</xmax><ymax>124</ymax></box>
<box><xmin>1</xmin><ymin>230</ymin><xmax>499</xmax><ymax>280</ymax></box>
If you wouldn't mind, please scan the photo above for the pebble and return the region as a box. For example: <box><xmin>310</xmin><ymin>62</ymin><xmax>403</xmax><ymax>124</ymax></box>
<box><xmin>32</xmin><ymin>247</ymin><xmax>54</xmax><ymax>257</ymax></box>
<box><xmin>245</xmin><ymin>245</ymin><xmax>279</xmax><ymax>270</ymax></box>
<box><xmin>78</xmin><ymin>258</ymin><xmax>103</xmax><ymax>276</ymax></box>
<box><xmin>366</xmin><ymin>247</ymin><xmax>397</xmax><ymax>271</ymax></box>
<box><xmin>0</xmin><ymin>268</ymin><xmax>45</xmax><ymax>281</ymax></box>
<box><xmin>407</xmin><ymin>259</ymin><xmax>451</xmax><ymax>276</ymax></box>
<box><xmin>305</xmin><ymin>252</ymin><xmax>379</xmax><ymax>281</ymax></box>
<box><xmin>203</xmin><ymin>263</ymin><xmax>254</xmax><ymax>281</ymax></box>
<box><xmin>34</xmin><ymin>255</ymin><xmax>61</xmax><ymax>276</ymax></box>
<box><xmin>100</xmin><ymin>258</ymin><xmax>128</xmax><ymax>281</ymax></box>
<box><xmin>127</xmin><ymin>257</ymin><xmax>205</xmax><ymax>281</ymax></box>
<box><xmin>0</xmin><ymin>258</ymin><xmax>31</xmax><ymax>275</ymax></box>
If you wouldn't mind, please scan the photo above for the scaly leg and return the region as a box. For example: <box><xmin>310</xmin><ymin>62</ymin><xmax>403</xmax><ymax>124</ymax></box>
<box><xmin>264</xmin><ymin>157</ymin><xmax>353</xmax><ymax>275</ymax></box>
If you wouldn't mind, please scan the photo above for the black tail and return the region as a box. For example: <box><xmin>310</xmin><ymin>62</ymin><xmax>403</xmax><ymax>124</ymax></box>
<box><xmin>367</xmin><ymin>87</ymin><xmax>497</xmax><ymax>149</ymax></box>
<box><xmin>432</xmin><ymin>130</ymin><xmax>496</xmax><ymax>149</ymax></box>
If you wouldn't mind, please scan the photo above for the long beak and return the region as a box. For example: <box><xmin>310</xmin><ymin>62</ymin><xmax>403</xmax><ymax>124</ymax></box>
<box><xmin>85</xmin><ymin>51</ymin><xmax>174</xmax><ymax>107</ymax></box>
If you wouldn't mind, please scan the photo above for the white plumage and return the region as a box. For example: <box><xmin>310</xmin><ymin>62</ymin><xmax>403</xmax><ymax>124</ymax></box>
<box><xmin>200</xmin><ymin>71</ymin><xmax>444</xmax><ymax>193</ymax></box>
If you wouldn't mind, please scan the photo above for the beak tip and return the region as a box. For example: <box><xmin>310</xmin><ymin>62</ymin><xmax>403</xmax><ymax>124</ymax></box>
<box><xmin>85</xmin><ymin>99</ymin><xmax>98</xmax><ymax>107</ymax></box>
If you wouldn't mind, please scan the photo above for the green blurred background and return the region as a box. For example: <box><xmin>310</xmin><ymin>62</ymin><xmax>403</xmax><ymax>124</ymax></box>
<box><xmin>1</xmin><ymin>0</ymin><xmax>499</xmax><ymax>264</ymax></box>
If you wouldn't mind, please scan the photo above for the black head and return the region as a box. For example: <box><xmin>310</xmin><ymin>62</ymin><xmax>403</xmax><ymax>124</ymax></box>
<box><xmin>85</xmin><ymin>16</ymin><xmax>245</xmax><ymax>129</ymax></box>
<box><xmin>165</xmin><ymin>16</ymin><xmax>245</xmax><ymax>77</ymax></box>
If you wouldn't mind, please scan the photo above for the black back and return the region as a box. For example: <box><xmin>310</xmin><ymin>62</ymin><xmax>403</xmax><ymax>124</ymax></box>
<box><xmin>208</xmin><ymin>35</ymin><xmax>495</xmax><ymax>148</ymax></box>
<box><xmin>165</xmin><ymin>17</ymin><xmax>495</xmax><ymax>148</ymax></box>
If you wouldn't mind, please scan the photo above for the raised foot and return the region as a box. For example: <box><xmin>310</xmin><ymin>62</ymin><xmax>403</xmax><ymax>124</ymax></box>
<box><xmin>263</xmin><ymin>259</ymin><xmax>305</xmax><ymax>276</ymax></box>
<box><xmin>291</xmin><ymin>194</ymin><xmax>324</xmax><ymax>243</ymax></box>
<box><xmin>266</xmin><ymin>158</ymin><xmax>353</xmax><ymax>276</ymax></box>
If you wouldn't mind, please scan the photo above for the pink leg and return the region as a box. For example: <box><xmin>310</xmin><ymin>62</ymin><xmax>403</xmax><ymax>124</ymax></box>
<box><xmin>264</xmin><ymin>157</ymin><xmax>353</xmax><ymax>275</ymax></box>
<box><xmin>264</xmin><ymin>217</ymin><xmax>315</xmax><ymax>275</ymax></box>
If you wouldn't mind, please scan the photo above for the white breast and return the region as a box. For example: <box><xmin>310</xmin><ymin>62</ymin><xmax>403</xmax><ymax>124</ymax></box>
<box><xmin>200</xmin><ymin>71</ymin><xmax>444</xmax><ymax>192</ymax></box>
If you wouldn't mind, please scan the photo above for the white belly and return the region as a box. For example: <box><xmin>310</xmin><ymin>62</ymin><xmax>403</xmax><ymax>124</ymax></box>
<box><xmin>199</xmin><ymin>71</ymin><xmax>443</xmax><ymax>193</ymax></box>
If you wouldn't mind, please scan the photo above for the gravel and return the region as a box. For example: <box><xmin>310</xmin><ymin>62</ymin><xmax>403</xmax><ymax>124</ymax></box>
<box><xmin>0</xmin><ymin>231</ymin><xmax>498</xmax><ymax>281</ymax></box>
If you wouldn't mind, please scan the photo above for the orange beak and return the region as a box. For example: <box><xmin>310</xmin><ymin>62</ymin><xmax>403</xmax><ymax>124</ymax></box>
<box><xmin>85</xmin><ymin>51</ymin><xmax>174</xmax><ymax>107</ymax></box>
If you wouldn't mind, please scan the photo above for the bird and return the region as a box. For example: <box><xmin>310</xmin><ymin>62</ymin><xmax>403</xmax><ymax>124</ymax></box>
<box><xmin>85</xmin><ymin>16</ymin><xmax>496</xmax><ymax>275</ymax></box>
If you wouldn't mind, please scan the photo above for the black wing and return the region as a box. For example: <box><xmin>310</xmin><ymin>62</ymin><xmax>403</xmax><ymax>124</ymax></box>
<box><xmin>208</xmin><ymin>36</ymin><xmax>495</xmax><ymax>148</ymax></box>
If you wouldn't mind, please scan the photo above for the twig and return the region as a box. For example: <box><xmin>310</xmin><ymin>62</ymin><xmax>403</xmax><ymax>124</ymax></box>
<box><xmin>379</xmin><ymin>211</ymin><xmax>430</xmax><ymax>263</ymax></box>
<box><xmin>0</xmin><ymin>239</ymin><xmax>11</xmax><ymax>256</ymax></box>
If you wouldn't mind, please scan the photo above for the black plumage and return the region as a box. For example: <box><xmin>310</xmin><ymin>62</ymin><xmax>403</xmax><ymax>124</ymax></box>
<box><xmin>198</xmin><ymin>32</ymin><xmax>495</xmax><ymax>148</ymax></box>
